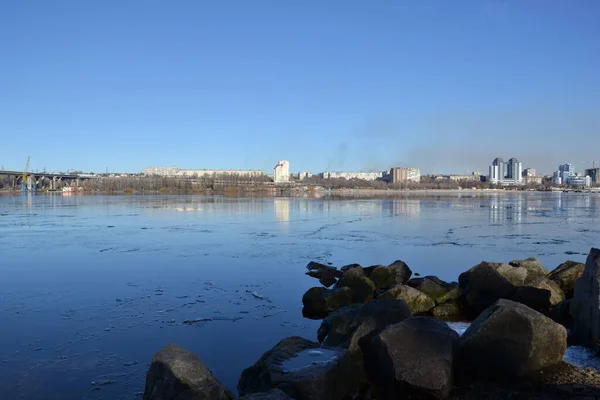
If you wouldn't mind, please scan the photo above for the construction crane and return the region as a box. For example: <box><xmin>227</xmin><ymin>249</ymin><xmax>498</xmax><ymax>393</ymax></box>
<box><xmin>21</xmin><ymin>156</ymin><xmax>30</xmax><ymax>192</ymax></box>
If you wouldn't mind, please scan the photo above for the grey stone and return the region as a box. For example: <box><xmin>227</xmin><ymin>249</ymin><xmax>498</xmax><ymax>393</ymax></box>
<box><xmin>528</xmin><ymin>277</ymin><xmax>565</xmax><ymax>306</ymax></box>
<box><xmin>548</xmin><ymin>260</ymin><xmax>585</xmax><ymax>298</ymax></box>
<box><xmin>460</xmin><ymin>299</ymin><xmax>567</xmax><ymax>378</ymax></box>
<box><xmin>458</xmin><ymin>263</ymin><xmax>517</xmax><ymax>319</ymax></box>
<box><xmin>238</xmin><ymin>337</ymin><xmax>353</xmax><ymax>400</ymax></box>
<box><xmin>406</xmin><ymin>276</ymin><xmax>460</xmax><ymax>304</ymax></box>
<box><xmin>378</xmin><ymin>284</ymin><xmax>435</xmax><ymax>315</ymax></box>
<box><xmin>571</xmin><ymin>248</ymin><xmax>600</xmax><ymax>352</ymax></box>
<box><xmin>431</xmin><ymin>301</ymin><xmax>464</xmax><ymax>320</ymax></box>
<box><xmin>143</xmin><ymin>344</ymin><xmax>234</xmax><ymax>400</ymax></box>
<box><xmin>336</xmin><ymin>268</ymin><xmax>376</xmax><ymax>303</ymax></box>
<box><xmin>362</xmin><ymin>317</ymin><xmax>460</xmax><ymax>399</ymax></box>
<box><xmin>301</xmin><ymin>286</ymin><xmax>354</xmax><ymax>319</ymax></box>
<box><xmin>509</xmin><ymin>257</ymin><xmax>550</xmax><ymax>284</ymax></box>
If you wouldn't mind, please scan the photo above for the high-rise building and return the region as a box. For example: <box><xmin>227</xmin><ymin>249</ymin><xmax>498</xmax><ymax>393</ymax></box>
<box><xmin>523</xmin><ymin>168</ymin><xmax>536</xmax><ymax>177</ymax></box>
<box><xmin>585</xmin><ymin>168</ymin><xmax>600</xmax><ymax>184</ymax></box>
<box><xmin>390</xmin><ymin>167</ymin><xmax>421</xmax><ymax>184</ymax></box>
<box><xmin>488</xmin><ymin>157</ymin><xmax>523</xmax><ymax>185</ymax></box>
<box><xmin>273</xmin><ymin>160</ymin><xmax>290</xmax><ymax>183</ymax></box>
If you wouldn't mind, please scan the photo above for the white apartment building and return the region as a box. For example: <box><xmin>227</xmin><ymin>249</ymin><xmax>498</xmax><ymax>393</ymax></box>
<box><xmin>274</xmin><ymin>160</ymin><xmax>290</xmax><ymax>183</ymax></box>
<box><xmin>320</xmin><ymin>171</ymin><xmax>384</xmax><ymax>181</ymax></box>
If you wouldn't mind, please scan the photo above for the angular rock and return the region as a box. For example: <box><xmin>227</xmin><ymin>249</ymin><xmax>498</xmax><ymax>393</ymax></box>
<box><xmin>306</xmin><ymin>261</ymin><xmax>343</xmax><ymax>288</ymax></box>
<box><xmin>362</xmin><ymin>317</ymin><xmax>459</xmax><ymax>399</ymax></box>
<box><xmin>336</xmin><ymin>268</ymin><xmax>376</xmax><ymax>303</ymax></box>
<box><xmin>378</xmin><ymin>284</ymin><xmax>435</xmax><ymax>315</ymax></box>
<box><xmin>340</xmin><ymin>263</ymin><xmax>362</xmax><ymax>272</ymax></box>
<box><xmin>388</xmin><ymin>260</ymin><xmax>412</xmax><ymax>283</ymax></box>
<box><xmin>458</xmin><ymin>263</ymin><xmax>517</xmax><ymax>319</ymax></box>
<box><xmin>460</xmin><ymin>299</ymin><xmax>567</xmax><ymax>378</ymax></box>
<box><xmin>317</xmin><ymin>300</ymin><xmax>413</xmax><ymax>391</ymax></box>
<box><xmin>548</xmin><ymin>260</ymin><xmax>585</xmax><ymax>298</ymax></box>
<box><xmin>301</xmin><ymin>286</ymin><xmax>353</xmax><ymax>319</ymax></box>
<box><xmin>509</xmin><ymin>257</ymin><xmax>549</xmax><ymax>283</ymax></box>
<box><xmin>406</xmin><ymin>276</ymin><xmax>460</xmax><ymax>304</ymax></box>
<box><xmin>549</xmin><ymin>299</ymin><xmax>572</xmax><ymax>327</ymax></box>
<box><xmin>143</xmin><ymin>344</ymin><xmax>233</xmax><ymax>400</ymax></box>
<box><xmin>431</xmin><ymin>301</ymin><xmax>464</xmax><ymax>320</ymax></box>
<box><xmin>238</xmin><ymin>389</ymin><xmax>294</xmax><ymax>399</ymax></box>
<box><xmin>238</xmin><ymin>336</ymin><xmax>354</xmax><ymax>400</ymax></box>
<box><xmin>317</xmin><ymin>300</ymin><xmax>412</xmax><ymax>348</ymax></box>
<box><xmin>512</xmin><ymin>285</ymin><xmax>552</xmax><ymax>312</ymax></box>
<box><xmin>528</xmin><ymin>277</ymin><xmax>565</xmax><ymax>306</ymax></box>
<box><xmin>571</xmin><ymin>248</ymin><xmax>600</xmax><ymax>352</ymax></box>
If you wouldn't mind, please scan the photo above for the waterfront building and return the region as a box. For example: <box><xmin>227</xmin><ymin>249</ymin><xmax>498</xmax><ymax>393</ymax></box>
<box><xmin>585</xmin><ymin>168</ymin><xmax>600</xmax><ymax>184</ymax></box>
<box><xmin>274</xmin><ymin>160</ymin><xmax>290</xmax><ymax>183</ymax></box>
<box><xmin>389</xmin><ymin>167</ymin><xmax>421</xmax><ymax>183</ymax></box>
<box><xmin>488</xmin><ymin>158</ymin><xmax>523</xmax><ymax>185</ymax></box>
<box><xmin>144</xmin><ymin>167</ymin><xmax>265</xmax><ymax>178</ymax></box>
<box><xmin>298</xmin><ymin>172</ymin><xmax>312</xmax><ymax>180</ymax></box>
<box><xmin>320</xmin><ymin>171</ymin><xmax>385</xmax><ymax>181</ymax></box>
<box><xmin>523</xmin><ymin>168</ymin><xmax>536</xmax><ymax>177</ymax></box>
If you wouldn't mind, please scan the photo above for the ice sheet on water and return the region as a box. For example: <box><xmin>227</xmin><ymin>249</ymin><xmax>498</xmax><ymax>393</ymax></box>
<box><xmin>447</xmin><ymin>322</ymin><xmax>600</xmax><ymax>371</ymax></box>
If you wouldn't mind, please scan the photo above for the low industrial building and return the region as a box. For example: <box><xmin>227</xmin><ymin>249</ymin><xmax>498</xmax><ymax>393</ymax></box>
<box><xmin>320</xmin><ymin>171</ymin><xmax>385</xmax><ymax>181</ymax></box>
<box><xmin>144</xmin><ymin>167</ymin><xmax>265</xmax><ymax>178</ymax></box>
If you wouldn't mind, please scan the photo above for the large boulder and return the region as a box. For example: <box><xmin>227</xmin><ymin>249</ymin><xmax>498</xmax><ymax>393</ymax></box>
<box><xmin>318</xmin><ymin>300</ymin><xmax>412</xmax><ymax>349</ymax></box>
<box><xmin>527</xmin><ymin>277</ymin><xmax>565</xmax><ymax>306</ymax></box>
<box><xmin>406</xmin><ymin>276</ymin><xmax>460</xmax><ymax>304</ymax></box>
<box><xmin>143</xmin><ymin>344</ymin><xmax>234</xmax><ymax>400</ymax></box>
<box><xmin>571</xmin><ymin>248</ymin><xmax>600</xmax><ymax>352</ymax></box>
<box><xmin>548</xmin><ymin>260</ymin><xmax>585</xmax><ymax>298</ymax></box>
<box><xmin>458</xmin><ymin>263</ymin><xmax>517</xmax><ymax>319</ymax></box>
<box><xmin>362</xmin><ymin>317</ymin><xmax>460</xmax><ymax>399</ymax></box>
<box><xmin>301</xmin><ymin>287</ymin><xmax>353</xmax><ymax>319</ymax></box>
<box><xmin>306</xmin><ymin>261</ymin><xmax>342</xmax><ymax>288</ymax></box>
<box><xmin>238</xmin><ymin>389</ymin><xmax>294</xmax><ymax>399</ymax></box>
<box><xmin>509</xmin><ymin>257</ymin><xmax>549</xmax><ymax>283</ymax></box>
<box><xmin>238</xmin><ymin>337</ymin><xmax>354</xmax><ymax>400</ymax></box>
<box><xmin>460</xmin><ymin>299</ymin><xmax>567</xmax><ymax>378</ymax></box>
<box><xmin>511</xmin><ymin>286</ymin><xmax>552</xmax><ymax>312</ymax></box>
<box><xmin>378</xmin><ymin>284</ymin><xmax>435</xmax><ymax>315</ymax></box>
<box><xmin>336</xmin><ymin>268</ymin><xmax>376</xmax><ymax>303</ymax></box>
<box><xmin>368</xmin><ymin>261</ymin><xmax>412</xmax><ymax>291</ymax></box>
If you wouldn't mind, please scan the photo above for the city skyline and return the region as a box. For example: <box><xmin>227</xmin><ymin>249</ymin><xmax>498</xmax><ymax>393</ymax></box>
<box><xmin>2</xmin><ymin>2</ymin><xmax>599</xmax><ymax>174</ymax></box>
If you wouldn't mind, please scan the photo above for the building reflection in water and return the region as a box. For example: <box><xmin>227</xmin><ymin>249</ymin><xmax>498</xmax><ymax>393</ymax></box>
<box><xmin>390</xmin><ymin>199</ymin><xmax>421</xmax><ymax>218</ymax></box>
<box><xmin>274</xmin><ymin>198</ymin><xmax>290</xmax><ymax>224</ymax></box>
<box><xmin>489</xmin><ymin>195</ymin><xmax>523</xmax><ymax>224</ymax></box>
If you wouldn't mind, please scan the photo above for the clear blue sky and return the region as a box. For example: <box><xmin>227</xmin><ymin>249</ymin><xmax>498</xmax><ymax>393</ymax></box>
<box><xmin>1</xmin><ymin>1</ymin><xmax>599</xmax><ymax>174</ymax></box>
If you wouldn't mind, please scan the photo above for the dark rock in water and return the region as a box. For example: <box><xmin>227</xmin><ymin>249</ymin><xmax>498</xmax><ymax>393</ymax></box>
<box><xmin>237</xmin><ymin>336</ymin><xmax>354</xmax><ymax>400</ymax></box>
<box><xmin>509</xmin><ymin>257</ymin><xmax>549</xmax><ymax>284</ymax></box>
<box><xmin>571</xmin><ymin>248</ymin><xmax>600</xmax><ymax>352</ymax></box>
<box><xmin>143</xmin><ymin>344</ymin><xmax>233</xmax><ymax>400</ymax></box>
<box><xmin>336</xmin><ymin>268</ymin><xmax>376</xmax><ymax>303</ymax></box>
<box><xmin>431</xmin><ymin>301</ymin><xmax>464</xmax><ymax>320</ymax></box>
<box><xmin>362</xmin><ymin>317</ymin><xmax>459</xmax><ymax>399</ymax></box>
<box><xmin>406</xmin><ymin>276</ymin><xmax>460</xmax><ymax>305</ymax></box>
<box><xmin>301</xmin><ymin>287</ymin><xmax>353</xmax><ymax>319</ymax></box>
<box><xmin>317</xmin><ymin>300</ymin><xmax>412</xmax><ymax>349</ymax></box>
<box><xmin>378</xmin><ymin>284</ymin><xmax>435</xmax><ymax>315</ymax></box>
<box><xmin>305</xmin><ymin>261</ymin><xmax>343</xmax><ymax>288</ymax></box>
<box><xmin>458</xmin><ymin>263</ymin><xmax>517</xmax><ymax>319</ymax></box>
<box><xmin>549</xmin><ymin>299</ymin><xmax>572</xmax><ymax>327</ymax></box>
<box><xmin>238</xmin><ymin>388</ymin><xmax>294</xmax><ymax>399</ymax></box>
<box><xmin>369</xmin><ymin>263</ymin><xmax>413</xmax><ymax>293</ymax></box>
<box><xmin>341</xmin><ymin>263</ymin><xmax>362</xmax><ymax>272</ymax></box>
<box><xmin>512</xmin><ymin>286</ymin><xmax>552</xmax><ymax>312</ymax></box>
<box><xmin>527</xmin><ymin>277</ymin><xmax>565</xmax><ymax>306</ymax></box>
<box><xmin>362</xmin><ymin>264</ymin><xmax>381</xmax><ymax>276</ymax></box>
<box><xmin>548</xmin><ymin>260</ymin><xmax>585</xmax><ymax>299</ymax></box>
<box><xmin>460</xmin><ymin>299</ymin><xmax>567</xmax><ymax>378</ymax></box>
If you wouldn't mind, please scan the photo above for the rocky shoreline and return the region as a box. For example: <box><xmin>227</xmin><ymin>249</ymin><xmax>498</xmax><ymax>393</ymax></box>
<box><xmin>142</xmin><ymin>248</ymin><xmax>600</xmax><ymax>399</ymax></box>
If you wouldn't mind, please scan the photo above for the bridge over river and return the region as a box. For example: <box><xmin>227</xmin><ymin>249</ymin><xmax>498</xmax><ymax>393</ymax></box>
<box><xmin>0</xmin><ymin>170</ymin><xmax>95</xmax><ymax>190</ymax></box>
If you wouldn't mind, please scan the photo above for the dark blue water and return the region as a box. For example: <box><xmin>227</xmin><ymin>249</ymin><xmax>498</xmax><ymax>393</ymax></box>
<box><xmin>0</xmin><ymin>193</ymin><xmax>598</xmax><ymax>399</ymax></box>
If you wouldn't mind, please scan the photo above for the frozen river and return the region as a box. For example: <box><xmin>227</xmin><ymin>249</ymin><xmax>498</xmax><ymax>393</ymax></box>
<box><xmin>0</xmin><ymin>192</ymin><xmax>599</xmax><ymax>399</ymax></box>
